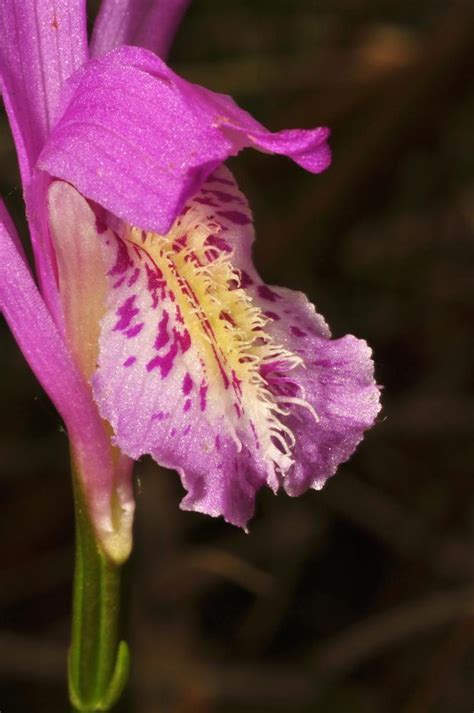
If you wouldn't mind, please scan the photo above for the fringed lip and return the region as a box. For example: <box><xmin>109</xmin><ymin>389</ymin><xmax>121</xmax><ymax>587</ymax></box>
<box><xmin>88</xmin><ymin>166</ymin><xmax>381</xmax><ymax>527</ymax></box>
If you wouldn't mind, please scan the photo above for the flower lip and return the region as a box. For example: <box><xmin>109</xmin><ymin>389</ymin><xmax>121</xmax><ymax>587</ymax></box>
<box><xmin>91</xmin><ymin>166</ymin><xmax>380</xmax><ymax>527</ymax></box>
<box><xmin>98</xmin><ymin>174</ymin><xmax>311</xmax><ymax>481</ymax></box>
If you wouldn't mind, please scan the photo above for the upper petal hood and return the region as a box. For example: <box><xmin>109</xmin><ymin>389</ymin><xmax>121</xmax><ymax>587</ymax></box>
<box><xmin>38</xmin><ymin>46</ymin><xmax>331</xmax><ymax>236</ymax></box>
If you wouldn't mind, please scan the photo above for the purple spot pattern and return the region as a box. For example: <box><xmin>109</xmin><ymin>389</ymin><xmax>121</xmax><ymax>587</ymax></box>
<box><xmin>205</xmin><ymin>234</ymin><xmax>231</xmax><ymax>253</ymax></box>
<box><xmin>147</xmin><ymin>340</ymin><xmax>179</xmax><ymax>377</ymax></box>
<box><xmin>154</xmin><ymin>310</ymin><xmax>170</xmax><ymax>349</ymax></box>
<box><xmin>258</xmin><ymin>285</ymin><xmax>281</xmax><ymax>302</ymax></box>
<box><xmin>152</xmin><ymin>411</ymin><xmax>169</xmax><ymax>421</ymax></box>
<box><xmin>182</xmin><ymin>373</ymin><xmax>193</xmax><ymax>395</ymax></box>
<box><xmin>114</xmin><ymin>295</ymin><xmax>139</xmax><ymax>331</ymax></box>
<box><xmin>194</xmin><ymin>196</ymin><xmax>218</xmax><ymax>208</ymax></box>
<box><xmin>125</xmin><ymin>322</ymin><xmax>144</xmax><ymax>338</ymax></box>
<box><xmin>208</xmin><ymin>175</ymin><xmax>234</xmax><ymax>187</ymax></box>
<box><xmin>216</xmin><ymin>210</ymin><xmax>251</xmax><ymax>226</ymax></box>
<box><xmin>127</xmin><ymin>267</ymin><xmax>140</xmax><ymax>286</ymax></box>
<box><xmin>199</xmin><ymin>381</ymin><xmax>208</xmax><ymax>412</ymax></box>
<box><xmin>109</xmin><ymin>236</ymin><xmax>133</xmax><ymax>277</ymax></box>
<box><xmin>239</xmin><ymin>270</ymin><xmax>253</xmax><ymax>288</ymax></box>
<box><xmin>290</xmin><ymin>325</ymin><xmax>307</xmax><ymax>338</ymax></box>
<box><xmin>202</xmin><ymin>189</ymin><xmax>245</xmax><ymax>205</ymax></box>
<box><xmin>145</xmin><ymin>262</ymin><xmax>166</xmax><ymax>308</ymax></box>
<box><xmin>263</xmin><ymin>311</ymin><xmax>280</xmax><ymax>321</ymax></box>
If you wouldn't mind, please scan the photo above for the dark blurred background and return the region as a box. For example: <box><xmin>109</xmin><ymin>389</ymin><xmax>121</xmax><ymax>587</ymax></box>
<box><xmin>1</xmin><ymin>1</ymin><xmax>474</xmax><ymax>711</ymax></box>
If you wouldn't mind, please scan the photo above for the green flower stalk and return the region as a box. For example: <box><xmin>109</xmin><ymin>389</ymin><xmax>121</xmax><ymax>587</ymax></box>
<box><xmin>69</xmin><ymin>465</ymin><xmax>129</xmax><ymax>711</ymax></box>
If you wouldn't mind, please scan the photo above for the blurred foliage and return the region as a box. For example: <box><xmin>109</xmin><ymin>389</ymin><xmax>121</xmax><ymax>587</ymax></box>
<box><xmin>1</xmin><ymin>1</ymin><xmax>474</xmax><ymax>712</ymax></box>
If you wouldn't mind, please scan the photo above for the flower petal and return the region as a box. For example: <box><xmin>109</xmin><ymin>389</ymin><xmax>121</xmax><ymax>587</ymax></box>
<box><xmin>0</xmin><ymin>0</ymin><xmax>88</xmax><ymax>182</ymax></box>
<box><xmin>38</xmin><ymin>45</ymin><xmax>330</xmax><ymax>236</ymax></box>
<box><xmin>219</xmin><ymin>198</ymin><xmax>382</xmax><ymax>492</ymax></box>
<box><xmin>91</xmin><ymin>0</ymin><xmax>191</xmax><ymax>59</ymax></box>
<box><xmin>92</xmin><ymin>168</ymin><xmax>283</xmax><ymax>524</ymax></box>
<box><xmin>0</xmin><ymin>207</ymin><xmax>133</xmax><ymax>562</ymax></box>
<box><xmin>92</xmin><ymin>167</ymin><xmax>378</xmax><ymax>526</ymax></box>
<box><xmin>189</xmin><ymin>172</ymin><xmax>381</xmax><ymax>494</ymax></box>
<box><xmin>0</xmin><ymin>1</ymin><xmax>88</xmax><ymax>325</ymax></box>
<box><xmin>246</xmin><ymin>286</ymin><xmax>382</xmax><ymax>495</ymax></box>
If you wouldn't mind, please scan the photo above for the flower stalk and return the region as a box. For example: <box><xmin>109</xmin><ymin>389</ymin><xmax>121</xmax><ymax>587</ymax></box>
<box><xmin>69</xmin><ymin>461</ymin><xmax>130</xmax><ymax>712</ymax></box>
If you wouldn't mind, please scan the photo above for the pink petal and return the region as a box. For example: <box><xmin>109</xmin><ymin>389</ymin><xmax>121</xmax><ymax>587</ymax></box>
<box><xmin>0</xmin><ymin>209</ymin><xmax>133</xmax><ymax>561</ymax></box>
<box><xmin>200</xmin><ymin>172</ymin><xmax>381</xmax><ymax>494</ymax></box>
<box><xmin>91</xmin><ymin>0</ymin><xmax>192</xmax><ymax>59</ymax></box>
<box><xmin>92</xmin><ymin>167</ymin><xmax>377</xmax><ymax>526</ymax></box>
<box><xmin>0</xmin><ymin>0</ymin><xmax>88</xmax><ymax>182</ymax></box>
<box><xmin>247</xmin><ymin>286</ymin><xmax>382</xmax><ymax>495</ymax></box>
<box><xmin>216</xmin><ymin>188</ymin><xmax>381</xmax><ymax>491</ymax></box>
<box><xmin>0</xmin><ymin>1</ymin><xmax>88</xmax><ymax>325</ymax></box>
<box><xmin>92</xmin><ymin>169</ymin><xmax>281</xmax><ymax>524</ymax></box>
<box><xmin>38</xmin><ymin>46</ymin><xmax>330</xmax><ymax>236</ymax></box>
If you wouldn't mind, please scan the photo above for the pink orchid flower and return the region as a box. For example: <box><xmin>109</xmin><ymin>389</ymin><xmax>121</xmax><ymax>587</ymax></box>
<box><xmin>0</xmin><ymin>0</ymin><xmax>381</xmax><ymax>565</ymax></box>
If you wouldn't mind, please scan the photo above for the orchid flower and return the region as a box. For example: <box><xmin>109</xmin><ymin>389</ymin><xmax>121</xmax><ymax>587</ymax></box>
<box><xmin>0</xmin><ymin>0</ymin><xmax>381</xmax><ymax>709</ymax></box>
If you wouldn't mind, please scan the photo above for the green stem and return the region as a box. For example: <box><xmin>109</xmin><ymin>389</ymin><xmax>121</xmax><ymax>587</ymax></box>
<box><xmin>69</xmin><ymin>468</ymin><xmax>130</xmax><ymax>712</ymax></box>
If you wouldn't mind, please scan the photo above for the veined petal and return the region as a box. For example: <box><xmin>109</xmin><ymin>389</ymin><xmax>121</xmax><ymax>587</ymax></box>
<box><xmin>0</xmin><ymin>1</ymin><xmax>88</xmax><ymax>325</ymax></box>
<box><xmin>0</xmin><ymin>210</ymin><xmax>133</xmax><ymax>562</ymax></box>
<box><xmin>92</xmin><ymin>167</ymin><xmax>379</xmax><ymax>526</ymax></box>
<box><xmin>91</xmin><ymin>0</ymin><xmax>192</xmax><ymax>59</ymax></box>
<box><xmin>38</xmin><ymin>45</ymin><xmax>330</xmax><ymax>236</ymax></box>
<box><xmin>0</xmin><ymin>0</ymin><xmax>88</xmax><ymax>182</ymax></box>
